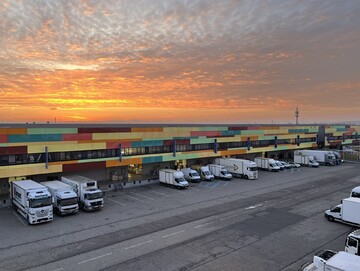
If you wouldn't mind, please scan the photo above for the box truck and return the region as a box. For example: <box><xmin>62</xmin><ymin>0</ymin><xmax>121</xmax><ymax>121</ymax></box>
<box><xmin>61</xmin><ymin>175</ymin><xmax>104</xmax><ymax>211</ymax></box>
<box><xmin>324</xmin><ymin>197</ymin><xmax>360</xmax><ymax>226</ymax></box>
<box><xmin>181</xmin><ymin>168</ymin><xmax>201</xmax><ymax>183</ymax></box>
<box><xmin>295</xmin><ymin>150</ymin><xmax>336</xmax><ymax>166</ymax></box>
<box><xmin>345</xmin><ymin>229</ymin><xmax>360</xmax><ymax>256</ymax></box>
<box><xmin>191</xmin><ymin>165</ymin><xmax>215</xmax><ymax>181</ymax></box>
<box><xmin>300</xmin><ymin>250</ymin><xmax>360</xmax><ymax>271</ymax></box>
<box><xmin>11</xmin><ymin>180</ymin><xmax>53</xmax><ymax>225</ymax></box>
<box><xmin>215</xmin><ymin>158</ymin><xmax>257</xmax><ymax>179</ymax></box>
<box><xmin>208</xmin><ymin>164</ymin><xmax>233</xmax><ymax>180</ymax></box>
<box><xmin>294</xmin><ymin>154</ymin><xmax>319</xmax><ymax>167</ymax></box>
<box><xmin>254</xmin><ymin>157</ymin><xmax>280</xmax><ymax>172</ymax></box>
<box><xmin>159</xmin><ymin>169</ymin><xmax>189</xmax><ymax>189</ymax></box>
<box><xmin>40</xmin><ymin>180</ymin><xmax>79</xmax><ymax>215</ymax></box>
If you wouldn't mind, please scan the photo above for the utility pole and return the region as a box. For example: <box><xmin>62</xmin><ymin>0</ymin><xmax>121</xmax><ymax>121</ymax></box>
<box><xmin>295</xmin><ymin>107</ymin><xmax>299</xmax><ymax>125</ymax></box>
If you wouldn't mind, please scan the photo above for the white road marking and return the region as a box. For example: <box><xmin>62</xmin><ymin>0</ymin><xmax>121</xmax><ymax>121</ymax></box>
<box><xmin>131</xmin><ymin>192</ymin><xmax>155</xmax><ymax>200</ymax></box>
<box><xmin>161</xmin><ymin>230</ymin><xmax>185</xmax><ymax>239</ymax></box>
<box><xmin>12</xmin><ymin>211</ymin><xmax>26</xmax><ymax>226</ymax></box>
<box><xmin>105</xmin><ymin>197</ymin><xmax>126</xmax><ymax>206</ymax></box>
<box><xmin>194</xmin><ymin>222</ymin><xmax>213</xmax><ymax>228</ymax></box>
<box><xmin>245</xmin><ymin>203</ymin><xmax>263</xmax><ymax>210</ymax></box>
<box><xmin>124</xmin><ymin>240</ymin><xmax>153</xmax><ymax>250</ymax></box>
<box><xmin>122</xmin><ymin>194</ymin><xmax>145</xmax><ymax>203</ymax></box>
<box><xmin>52</xmin><ymin>268</ymin><xmax>64</xmax><ymax>271</ymax></box>
<box><xmin>148</xmin><ymin>190</ymin><xmax>170</xmax><ymax>197</ymax></box>
<box><xmin>220</xmin><ymin>214</ymin><xmax>238</xmax><ymax>221</ymax></box>
<box><xmin>78</xmin><ymin>252</ymin><xmax>112</xmax><ymax>264</ymax></box>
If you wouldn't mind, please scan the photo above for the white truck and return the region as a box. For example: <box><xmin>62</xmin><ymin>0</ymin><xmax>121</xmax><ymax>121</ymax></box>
<box><xmin>181</xmin><ymin>168</ymin><xmax>201</xmax><ymax>183</ymax></box>
<box><xmin>345</xmin><ymin>229</ymin><xmax>360</xmax><ymax>256</ymax></box>
<box><xmin>191</xmin><ymin>165</ymin><xmax>215</xmax><ymax>181</ymax></box>
<box><xmin>40</xmin><ymin>180</ymin><xmax>79</xmax><ymax>216</ymax></box>
<box><xmin>300</xmin><ymin>250</ymin><xmax>360</xmax><ymax>271</ymax></box>
<box><xmin>294</xmin><ymin>154</ymin><xmax>319</xmax><ymax>167</ymax></box>
<box><xmin>208</xmin><ymin>164</ymin><xmax>233</xmax><ymax>180</ymax></box>
<box><xmin>61</xmin><ymin>175</ymin><xmax>104</xmax><ymax>211</ymax></box>
<box><xmin>295</xmin><ymin>150</ymin><xmax>336</xmax><ymax>166</ymax></box>
<box><xmin>350</xmin><ymin>186</ymin><xmax>360</xmax><ymax>198</ymax></box>
<box><xmin>159</xmin><ymin>169</ymin><xmax>189</xmax><ymax>189</ymax></box>
<box><xmin>215</xmin><ymin>158</ymin><xmax>258</xmax><ymax>179</ymax></box>
<box><xmin>11</xmin><ymin>180</ymin><xmax>53</xmax><ymax>225</ymax></box>
<box><xmin>324</xmin><ymin>197</ymin><xmax>360</xmax><ymax>226</ymax></box>
<box><xmin>254</xmin><ymin>157</ymin><xmax>280</xmax><ymax>172</ymax></box>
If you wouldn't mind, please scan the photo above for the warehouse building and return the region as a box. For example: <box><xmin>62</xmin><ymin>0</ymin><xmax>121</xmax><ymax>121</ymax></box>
<box><xmin>0</xmin><ymin>123</ymin><xmax>359</xmax><ymax>207</ymax></box>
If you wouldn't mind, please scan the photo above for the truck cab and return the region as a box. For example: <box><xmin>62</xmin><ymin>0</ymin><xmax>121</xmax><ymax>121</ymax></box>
<box><xmin>81</xmin><ymin>188</ymin><xmax>104</xmax><ymax>211</ymax></box>
<box><xmin>308</xmin><ymin>157</ymin><xmax>320</xmax><ymax>167</ymax></box>
<box><xmin>350</xmin><ymin>186</ymin><xmax>360</xmax><ymax>198</ymax></box>
<box><xmin>199</xmin><ymin>166</ymin><xmax>215</xmax><ymax>181</ymax></box>
<box><xmin>345</xmin><ymin>229</ymin><xmax>360</xmax><ymax>256</ymax></box>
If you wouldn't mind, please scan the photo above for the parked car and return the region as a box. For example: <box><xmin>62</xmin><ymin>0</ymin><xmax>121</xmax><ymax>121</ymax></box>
<box><xmin>275</xmin><ymin>160</ymin><xmax>285</xmax><ymax>170</ymax></box>
<box><xmin>279</xmin><ymin>161</ymin><xmax>291</xmax><ymax>169</ymax></box>
<box><xmin>288</xmin><ymin>161</ymin><xmax>301</xmax><ymax>168</ymax></box>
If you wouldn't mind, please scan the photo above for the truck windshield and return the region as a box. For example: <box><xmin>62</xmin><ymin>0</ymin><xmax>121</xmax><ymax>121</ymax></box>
<box><xmin>29</xmin><ymin>197</ymin><xmax>52</xmax><ymax>208</ymax></box>
<box><xmin>249</xmin><ymin>166</ymin><xmax>258</xmax><ymax>171</ymax></box>
<box><xmin>85</xmin><ymin>192</ymin><xmax>103</xmax><ymax>200</ymax></box>
<box><xmin>59</xmin><ymin>197</ymin><xmax>78</xmax><ymax>206</ymax></box>
<box><xmin>204</xmin><ymin>171</ymin><xmax>211</xmax><ymax>176</ymax></box>
<box><xmin>190</xmin><ymin>172</ymin><xmax>199</xmax><ymax>177</ymax></box>
<box><xmin>220</xmin><ymin>170</ymin><xmax>228</xmax><ymax>175</ymax></box>
<box><xmin>175</xmin><ymin>177</ymin><xmax>187</xmax><ymax>183</ymax></box>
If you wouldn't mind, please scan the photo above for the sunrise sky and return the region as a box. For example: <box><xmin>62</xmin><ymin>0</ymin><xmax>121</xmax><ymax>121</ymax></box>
<box><xmin>0</xmin><ymin>0</ymin><xmax>359</xmax><ymax>124</ymax></box>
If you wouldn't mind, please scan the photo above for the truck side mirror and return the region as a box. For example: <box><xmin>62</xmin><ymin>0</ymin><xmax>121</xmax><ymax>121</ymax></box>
<box><xmin>26</xmin><ymin>200</ymin><xmax>29</xmax><ymax>208</ymax></box>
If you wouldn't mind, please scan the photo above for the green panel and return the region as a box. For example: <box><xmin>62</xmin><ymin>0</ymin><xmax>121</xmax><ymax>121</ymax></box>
<box><xmin>240</xmin><ymin>130</ymin><xmax>264</xmax><ymax>135</ymax></box>
<box><xmin>28</xmin><ymin>128</ymin><xmax>78</xmax><ymax>134</ymax></box>
<box><xmin>143</xmin><ymin>156</ymin><xmax>163</xmax><ymax>164</ymax></box>
<box><xmin>258</xmin><ymin>135</ymin><xmax>278</xmax><ymax>140</ymax></box>
<box><xmin>78</xmin><ymin>157</ymin><xmax>113</xmax><ymax>163</ymax></box>
<box><xmin>197</xmin><ymin>126</ymin><xmax>228</xmax><ymax>131</ymax></box>
<box><xmin>190</xmin><ymin>138</ymin><xmax>214</xmax><ymax>144</ymax></box>
<box><xmin>131</xmin><ymin>140</ymin><xmax>163</xmax><ymax>147</ymax></box>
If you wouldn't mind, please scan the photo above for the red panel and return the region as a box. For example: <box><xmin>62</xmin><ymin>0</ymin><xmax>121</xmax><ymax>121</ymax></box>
<box><xmin>190</xmin><ymin>131</ymin><xmax>221</xmax><ymax>137</ymax></box>
<box><xmin>106</xmin><ymin>141</ymin><xmax>132</xmax><ymax>149</ymax></box>
<box><xmin>0</xmin><ymin>134</ymin><xmax>8</xmax><ymax>143</ymax></box>
<box><xmin>63</xmin><ymin>161</ymin><xmax>106</xmax><ymax>172</ymax></box>
<box><xmin>228</xmin><ymin>126</ymin><xmax>248</xmax><ymax>131</ymax></box>
<box><xmin>63</xmin><ymin>133</ymin><xmax>92</xmax><ymax>141</ymax></box>
<box><xmin>163</xmin><ymin>139</ymin><xmax>190</xmax><ymax>145</ymax></box>
<box><xmin>0</xmin><ymin>146</ymin><xmax>27</xmax><ymax>155</ymax></box>
<box><xmin>78</xmin><ymin>127</ymin><xmax>131</xmax><ymax>133</ymax></box>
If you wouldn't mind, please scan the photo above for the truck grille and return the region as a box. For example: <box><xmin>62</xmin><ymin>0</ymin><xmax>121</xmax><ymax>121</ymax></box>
<box><xmin>90</xmin><ymin>201</ymin><xmax>102</xmax><ymax>207</ymax></box>
<box><xmin>36</xmin><ymin>209</ymin><xmax>49</xmax><ymax>217</ymax></box>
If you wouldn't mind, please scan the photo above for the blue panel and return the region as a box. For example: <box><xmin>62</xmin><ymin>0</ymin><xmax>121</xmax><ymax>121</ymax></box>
<box><xmin>8</xmin><ymin>135</ymin><xmax>28</xmax><ymax>143</ymax></box>
<box><xmin>336</xmin><ymin>128</ymin><xmax>347</xmax><ymax>132</ymax></box>
<box><xmin>8</xmin><ymin>134</ymin><xmax>62</xmax><ymax>143</ymax></box>
<box><xmin>142</xmin><ymin>156</ymin><xmax>163</xmax><ymax>164</ymax></box>
<box><xmin>45</xmin><ymin>134</ymin><xmax>63</xmax><ymax>141</ymax></box>
<box><xmin>131</xmin><ymin>140</ymin><xmax>163</xmax><ymax>147</ymax></box>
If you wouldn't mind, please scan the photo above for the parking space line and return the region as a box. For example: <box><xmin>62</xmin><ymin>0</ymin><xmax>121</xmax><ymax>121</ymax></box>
<box><xmin>148</xmin><ymin>190</ymin><xmax>171</xmax><ymax>197</ymax></box>
<box><xmin>194</xmin><ymin>221</ymin><xmax>213</xmax><ymax>228</ymax></box>
<box><xmin>105</xmin><ymin>197</ymin><xmax>126</xmax><ymax>206</ymax></box>
<box><xmin>130</xmin><ymin>192</ymin><xmax>155</xmax><ymax>200</ymax></box>
<box><xmin>220</xmin><ymin>214</ymin><xmax>238</xmax><ymax>221</ymax></box>
<box><xmin>161</xmin><ymin>230</ymin><xmax>185</xmax><ymax>238</ymax></box>
<box><xmin>52</xmin><ymin>268</ymin><xmax>64</xmax><ymax>271</ymax></box>
<box><xmin>210</xmin><ymin>181</ymin><xmax>222</xmax><ymax>189</ymax></box>
<box><xmin>122</xmin><ymin>194</ymin><xmax>145</xmax><ymax>203</ymax></box>
<box><xmin>12</xmin><ymin>211</ymin><xmax>26</xmax><ymax>226</ymax></box>
<box><xmin>222</xmin><ymin>181</ymin><xmax>229</xmax><ymax>186</ymax></box>
<box><xmin>78</xmin><ymin>252</ymin><xmax>112</xmax><ymax>264</ymax></box>
<box><xmin>124</xmin><ymin>240</ymin><xmax>153</xmax><ymax>250</ymax></box>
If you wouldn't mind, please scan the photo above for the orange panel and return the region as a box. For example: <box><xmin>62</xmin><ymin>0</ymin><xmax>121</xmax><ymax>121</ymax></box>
<box><xmin>220</xmin><ymin>149</ymin><xmax>247</xmax><ymax>156</ymax></box>
<box><xmin>0</xmin><ymin>128</ymin><xmax>27</xmax><ymax>135</ymax></box>
<box><xmin>106</xmin><ymin>157</ymin><xmax>142</xmax><ymax>167</ymax></box>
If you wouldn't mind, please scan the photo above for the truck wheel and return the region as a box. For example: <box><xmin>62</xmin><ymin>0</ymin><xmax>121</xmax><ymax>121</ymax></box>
<box><xmin>244</xmin><ymin>175</ymin><xmax>248</xmax><ymax>179</ymax></box>
<box><xmin>327</xmin><ymin>216</ymin><xmax>335</xmax><ymax>222</ymax></box>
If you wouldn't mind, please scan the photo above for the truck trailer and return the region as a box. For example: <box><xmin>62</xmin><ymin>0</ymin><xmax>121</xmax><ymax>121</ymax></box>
<box><xmin>325</xmin><ymin>197</ymin><xmax>360</xmax><ymax>226</ymax></box>
<box><xmin>208</xmin><ymin>164</ymin><xmax>233</xmax><ymax>180</ymax></box>
<box><xmin>11</xmin><ymin>180</ymin><xmax>53</xmax><ymax>225</ymax></box>
<box><xmin>61</xmin><ymin>175</ymin><xmax>104</xmax><ymax>211</ymax></box>
<box><xmin>159</xmin><ymin>169</ymin><xmax>189</xmax><ymax>189</ymax></box>
<box><xmin>254</xmin><ymin>157</ymin><xmax>280</xmax><ymax>172</ymax></box>
<box><xmin>40</xmin><ymin>180</ymin><xmax>79</xmax><ymax>215</ymax></box>
<box><xmin>301</xmin><ymin>250</ymin><xmax>360</xmax><ymax>271</ymax></box>
<box><xmin>295</xmin><ymin>150</ymin><xmax>336</xmax><ymax>166</ymax></box>
<box><xmin>294</xmin><ymin>154</ymin><xmax>319</xmax><ymax>167</ymax></box>
<box><xmin>215</xmin><ymin>158</ymin><xmax>257</xmax><ymax>179</ymax></box>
